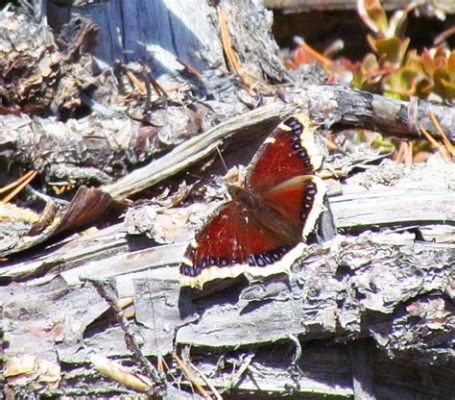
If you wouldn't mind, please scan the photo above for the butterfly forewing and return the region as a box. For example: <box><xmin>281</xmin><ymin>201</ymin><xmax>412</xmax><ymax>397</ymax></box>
<box><xmin>246</xmin><ymin>115</ymin><xmax>321</xmax><ymax>195</ymax></box>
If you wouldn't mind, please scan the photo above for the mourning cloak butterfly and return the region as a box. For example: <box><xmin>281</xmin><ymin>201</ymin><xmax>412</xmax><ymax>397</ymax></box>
<box><xmin>181</xmin><ymin>114</ymin><xmax>326</xmax><ymax>288</ymax></box>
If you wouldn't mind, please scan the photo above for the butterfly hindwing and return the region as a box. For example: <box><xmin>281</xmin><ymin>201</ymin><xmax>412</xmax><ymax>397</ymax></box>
<box><xmin>261</xmin><ymin>175</ymin><xmax>326</xmax><ymax>240</ymax></box>
<box><xmin>181</xmin><ymin>201</ymin><xmax>298</xmax><ymax>287</ymax></box>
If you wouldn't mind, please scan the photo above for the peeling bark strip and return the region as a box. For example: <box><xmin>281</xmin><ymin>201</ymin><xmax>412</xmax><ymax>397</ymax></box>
<box><xmin>330</xmin><ymin>189</ymin><xmax>455</xmax><ymax>229</ymax></box>
<box><xmin>0</xmin><ymin>186</ymin><xmax>119</xmax><ymax>258</ymax></box>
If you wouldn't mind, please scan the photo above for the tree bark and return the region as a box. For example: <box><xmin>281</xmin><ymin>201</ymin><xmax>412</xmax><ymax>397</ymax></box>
<box><xmin>1</xmin><ymin>1</ymin><xmax>455</xmax><ymax>399</ymax></box>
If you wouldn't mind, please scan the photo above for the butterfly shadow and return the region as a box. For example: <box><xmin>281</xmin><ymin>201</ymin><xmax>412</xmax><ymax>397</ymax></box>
<box><xmin>178</xmin><ymin>276</ymin><xmax>254</xmax><ymax>319</ymax></box>
<box><xmin>237</xmin><ymin>274</ymin><xmax>294</xmax><ymax>316</ymax></box>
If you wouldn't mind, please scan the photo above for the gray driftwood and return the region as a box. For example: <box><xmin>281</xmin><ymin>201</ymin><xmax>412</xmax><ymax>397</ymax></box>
<box><xmin>1</xmin><ymin>233</ymin><xmax>454</xmax><ymax>398</ymax></box>
<box><xmin>1</xmin><ymin>159</ymin><xmax>454</xmax><ymax>399</ymax></box>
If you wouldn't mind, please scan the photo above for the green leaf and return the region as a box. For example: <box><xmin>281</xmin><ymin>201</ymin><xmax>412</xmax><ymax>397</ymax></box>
<box><xmin>359</xmin><ymin>0</ymin><xmax>389</xmax><ymax>34</ymax></box>
<box><xmin>375</xmin><ymin>37</ymin><xmax>409</xmax><ymax>64</ymax></box>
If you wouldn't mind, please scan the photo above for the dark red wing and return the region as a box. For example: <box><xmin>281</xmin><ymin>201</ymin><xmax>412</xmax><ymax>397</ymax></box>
<box><xmin>181</xmin><ymin>114</ymin><xmax>327</xmax><ymax>288</ymax></box>
<box><xmin>261</xmin><ymin>175</ymin><xmax>325</xmax><ymax>240</ymax></box>
<box><xmin>181</xmin><ymin>201</ymin><xmax>297</xmax><ymax>281</ymax></box>
<box><xmin>246</xmin><ymin>114</ymin><xmax>322</xmax><ymax>195</ymax></box>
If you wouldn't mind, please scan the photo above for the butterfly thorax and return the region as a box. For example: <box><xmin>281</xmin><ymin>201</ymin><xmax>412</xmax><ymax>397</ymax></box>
<box><xmin>227</xmin><ymin>184</ymin><xmax>302</xmax><ymax>243</ymax></box>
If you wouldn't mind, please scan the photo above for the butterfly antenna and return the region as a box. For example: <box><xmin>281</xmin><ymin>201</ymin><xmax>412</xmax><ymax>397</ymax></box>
<box><xmin>216</xmin><ymin>145</ymin><xmax>229</xmax><ymax>173</ymax></box>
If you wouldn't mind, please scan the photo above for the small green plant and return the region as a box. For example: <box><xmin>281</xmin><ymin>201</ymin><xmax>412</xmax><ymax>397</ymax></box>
<box><xmin>286</xmin><ymin>0</ymin><xmax>455</xmax><ymax>102</ymax></box>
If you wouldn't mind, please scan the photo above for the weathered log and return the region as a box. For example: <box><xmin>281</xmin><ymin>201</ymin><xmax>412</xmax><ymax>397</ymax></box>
<box><xmin>1</xmin><ymin>157</ymin><xmax>453</xmax><ymax>279</ymax></box>
<box><xmin>2</xmin><ymin>85</ymin><xmax>455</xmax><ymax>199</ymax></box>
<box><xmin>1</xmin><ymin>231</ymin><xmax>454</xmax><ymax>397</ymax></box>
<box><xmin>2</xmin><ymin>201</ymin><xmax>454</xmax><ymax>400</ymax></box>
<box><xmin>1</xmin><ymin>1</ymin><xmax>455</xmax><ymax>399</ymax></box>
